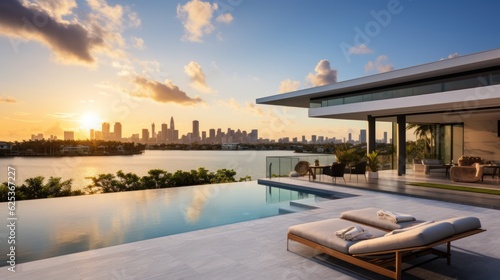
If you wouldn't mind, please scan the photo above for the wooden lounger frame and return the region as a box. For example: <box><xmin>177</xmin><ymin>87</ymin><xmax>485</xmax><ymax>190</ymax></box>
<box><xmin>287</xmin><ymin>228</ymin><xmax>485</xmax><ymax>280</ymax></box>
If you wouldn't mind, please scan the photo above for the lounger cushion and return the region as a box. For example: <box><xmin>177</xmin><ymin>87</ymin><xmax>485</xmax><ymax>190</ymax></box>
<box><xmin>349</xmin><ymin>222</ymin><xmax>455</xmax><ymax>254</ymax></box>
<box><xmin>340</xmin><ymin>207</ymin><xmax>424</xmax><ymax>231</ymax></box>
<box><xmin>440</xmin><ymin>216</ymin><xmax>481</xmax><ymax>234</ymax></box>
<box><xmin>288</xmin><ymin>218</ymin><xmax>386</xmax><ymax>254</ymax></box>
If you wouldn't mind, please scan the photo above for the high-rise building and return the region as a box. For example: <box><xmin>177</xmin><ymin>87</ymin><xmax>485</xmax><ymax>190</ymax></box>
<box><xmin>209</xmin><ymin>129</ymin><xmax>215</xmax><ymax>140</ymax></box>
<box><xmin>348</xmin><ymin>132</ymin><xmax>352</xmax><ymax>143</ymax></box>
<box><xmin>161</xmin><ymin>123</ymin><xmax>168</xmax><ymax>142</ymax></box>
<box><xmin>170</xmin><ymin>116</ymin><xmax>175</xmax><ymax>142</ymax></box>
<box><xmin>311</xmin><ymin>135</ymin><xmax>317</xmax><ymax>143</ymax></box>
<box><xmin>151</xmin><ymin>123</ymin><xmax>156</xmax><ymax>139</ymax></box>
<box><xmin>192</xmin><ymin>120</ymin><xmax>200</xmax><ymax>141</ymax></box>
<box><xmin>202</xmin><ymin>131</ymin><xmax>206</xmax><ymax>141</ymax></box>
<box><xmin>64</xmin><ymin>131</ymin><xmax>74</xmax><ymax>140</ymax></box>
<box><xmin>250</xmin><ymin>129</ymin><xmax>258</xmax><ymax>143</ymax></box>
<box><xmin>114</xmin><ymin>122</ymin><xmax>122</xmax><ymax>141</ymax></box>
<box><xmin>102</xmin><ymin>122</ymin><xmax>110</xmax><ymax>140</ymax></box>
<box><xmin>142</xmin><ymin>129</ymin><xmax>149</xmax><ymax>143</ymax></box>
<box><xmin>360</xmin><ymin>129</ymin><xmax>367</xmax><ymax>143</ymax></box>
<box><xmin>383</xmin><ymin>131</ymin><xmax>388</xmax><ymax>144</ymax></box>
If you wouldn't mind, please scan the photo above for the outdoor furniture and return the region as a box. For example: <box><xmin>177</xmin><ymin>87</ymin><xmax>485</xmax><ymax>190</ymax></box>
<box><xmin>482</xmin><ymin>164</ymin><xmax>500</xmax><ymax>180</ymax></box>
<box><xmin>349</xmin><ymin>161</ymin><xmax>367</xmax><ymax>182</ymax></box>
<box><xmin>322</xmin><ymin>162</ymin><xmax>346</xmax><ymax>184</ymax></box>
<box><xmin>294</xmin><ymin>161</ymin><xmax>310</xmax><ymax>176</ymax></box>
<box><xmin>413</xmin><ymin>159</ymin><xmax>447</xmax><ymax>175</ymax></box>
<box><xmin>287</xmin><ymin>207</ymin><xmax>485</xmax><ymax>280</ymax></box>
<box><xmin>450</xmin><ymin>162</ymin><xmax>483</xmax><ymax>183</ymax></box>
<box><xmin>308</xmin><ymin>165</ymin><xmax>327</xmax><ymax>180</ymax></box>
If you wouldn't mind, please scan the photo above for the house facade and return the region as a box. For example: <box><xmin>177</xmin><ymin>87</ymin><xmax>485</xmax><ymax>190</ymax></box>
<box><xmin>257</xmin><ymin>49</ymin><xmax>500</xmax><ymax>175</ymax></box>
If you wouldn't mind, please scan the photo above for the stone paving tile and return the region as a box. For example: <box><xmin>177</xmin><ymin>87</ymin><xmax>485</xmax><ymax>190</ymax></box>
<box><xmin>4</xmin><ymin>174</ymin><xmax>500</xmax><ymax>279</ymax></box>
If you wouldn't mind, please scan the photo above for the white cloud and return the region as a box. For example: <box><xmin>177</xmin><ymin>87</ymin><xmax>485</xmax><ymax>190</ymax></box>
<box><xmin>0</xmin><ymin>96</ymin><xmax>17</xmax><ymax>103</ymax></box>
<box><xmin>365</xmin><ymin>55</ymin><xmax>394</xmax><ymax>73</ymax></box>
<box><xmin>349</xmin><ymin>44</ymin><xmax>374</xmax><ymax>55</ymax></box>
<box><xmin>279</xmin><ymin>79</ymin><xmax>300</xmax><ymax>93</ymax></box>
<box><xmin>306</xmin><ymin>60</ymin><xmax>337</xmax><ymax>86</ymax></box>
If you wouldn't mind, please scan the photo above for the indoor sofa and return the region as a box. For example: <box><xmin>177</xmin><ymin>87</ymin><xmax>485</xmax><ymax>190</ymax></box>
<box><xmin>287</xmin><ymin>207</ymin><xmax>484</xmax><ymax>280</ymax></box>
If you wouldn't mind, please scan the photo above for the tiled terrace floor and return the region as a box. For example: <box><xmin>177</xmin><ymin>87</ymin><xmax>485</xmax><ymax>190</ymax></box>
<box><xmin>1</xmin><ymin>170</ymin><xmax>499</xmax><ymax>279</ymax></box>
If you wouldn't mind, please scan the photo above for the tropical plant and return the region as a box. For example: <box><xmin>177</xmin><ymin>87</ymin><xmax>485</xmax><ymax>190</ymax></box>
<box><xmin>406</xmin><ymin>123</ymin><xmax>436</xmax><ymax>157</ymax></box>
<box><xmin>366</xmin><ymin>151</ymin><xmax>380</xmax><ymax>172</ymax></box>
<box><xmin>334</xmin><ymin>144</ymin><xmax>360</xmax><ymax>164</ymax></box>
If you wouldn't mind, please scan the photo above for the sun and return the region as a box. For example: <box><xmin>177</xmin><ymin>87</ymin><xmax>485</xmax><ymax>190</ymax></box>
<box><xmin>79</xmin><ymin>112</ymin><xmax>102</xmax><ymax>130</ymax></box>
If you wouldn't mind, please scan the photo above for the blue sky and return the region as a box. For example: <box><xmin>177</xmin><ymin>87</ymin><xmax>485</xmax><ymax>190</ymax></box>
<box><xmin>1</xmin><ymin>0</ymin><xmax>499</xmax><ymax>142</ymax></box>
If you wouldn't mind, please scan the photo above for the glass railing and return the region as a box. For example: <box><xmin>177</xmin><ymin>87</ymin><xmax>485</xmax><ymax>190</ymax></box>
<box><xmin>265</xmin><ymin>154</ymin><xmax>335</xmax><ymax>178</ymax></box>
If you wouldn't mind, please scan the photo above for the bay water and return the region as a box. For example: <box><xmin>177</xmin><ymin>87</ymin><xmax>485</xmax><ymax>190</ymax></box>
<box><xmin>0</xmin><ymin>150</ymin><xmax>301</xmax><ymax>190</ymax></box>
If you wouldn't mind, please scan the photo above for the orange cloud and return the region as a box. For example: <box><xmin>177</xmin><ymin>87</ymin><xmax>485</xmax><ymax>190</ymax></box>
<box><xmin>177</xmin><ymin>0</ymin><xmax>233</xmax><ymax>42</ymax></box>
<box><xmin>0</xmin><ymin>96</ymin><xmax>17</xmax><ymax>103</ymax></box>
<box><xmin>365</xmin><ymin>55</ymin><xmax>394</xmax><ymax>73</ymax></box>
<box><xmin>132</xmin><ymin>75</ymin><xmax>204</xmax><ymax>106</ymax></box>
<box><xmin>184</xmin><ymin>61</ymin><xmax>213</xmax><ymax>93</ymax></box>
<box><xmin>279</xmin><ymin>79</ymin><xmax>300</xmax><ymax>93</ymax></box>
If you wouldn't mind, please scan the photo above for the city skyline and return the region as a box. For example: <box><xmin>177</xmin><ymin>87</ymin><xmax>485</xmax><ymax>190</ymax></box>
<box><xmin>1</xmin><ymin>1</ymin><xmax>500</xmax><ymax>142</ymax></box>
<box><xmin>28</xmin><ymin>116</ymin><xmax>391</xmax><ymax>146</ymax></box>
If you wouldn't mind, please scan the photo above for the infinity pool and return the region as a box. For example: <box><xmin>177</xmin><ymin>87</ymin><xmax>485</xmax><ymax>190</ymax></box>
<box><xmin>0</xmin><ymin>181</ymin><xmax>345</xmax><ymax>265</ymax></box>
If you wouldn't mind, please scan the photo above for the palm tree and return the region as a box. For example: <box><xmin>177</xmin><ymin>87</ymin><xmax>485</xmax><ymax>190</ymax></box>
<box><xmin>406</xmin><ymin>124</ymin><xmax>435</xmax><ymax>156</ymax></box>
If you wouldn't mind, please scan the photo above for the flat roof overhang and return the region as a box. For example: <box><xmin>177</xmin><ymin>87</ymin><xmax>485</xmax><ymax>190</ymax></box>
<box><xmin>256</xmin><ymin>49</ymin><xmax>500</xmax><ymax>109</ymax></box>
<box><xmin>308</xmin><ymin>85</ymin><xmax>500</xmax><ymax>123</ymax></box>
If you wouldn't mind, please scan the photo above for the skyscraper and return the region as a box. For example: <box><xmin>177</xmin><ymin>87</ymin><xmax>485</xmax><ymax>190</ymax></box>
<box><xmin>192</xmin><ymin>120</ymin><xmax>200</xmax><ymax>141</ymax></box>
<box><xmin>170</xmin><ymin>116</ymin><xmax>175</xmax><ymax>142</ymax></box>
<box><xmin>151</xmin><ymin>123</ymin><xmax>155</xmax><ymax>139</ymax></box>
<box><xmin>161</xmin><ymin>123</ymin><xmax>168</xmax><ymax>142</ymax></box>
<box><xmin>360</xmin><ymin>129</ymin><xmax>367</xmax><ymax>143</ymax></box>
<box><xmin>142</xmin><ymin>129</ymin><xmax>149</xmax><ymax>143</ymax></box>
<box><xmin>102</xmin><ymin>122</ymin><xmax>110</xmax><ymax>140</ymax></box>
<box><xmin>114</xmin><ymin>122</ymin><xmax>122</xmax><ymax>141</ymax></box>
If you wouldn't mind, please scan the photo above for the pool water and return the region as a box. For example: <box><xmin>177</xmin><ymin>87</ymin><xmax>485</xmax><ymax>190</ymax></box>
<box><xmin>0</xmin><ymin>181</ymin><xmax>340</xmax><ymax>265</ymax></box>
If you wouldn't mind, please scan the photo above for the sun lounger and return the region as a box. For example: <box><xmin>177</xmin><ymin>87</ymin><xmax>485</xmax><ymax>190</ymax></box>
<box><xmin>287</xmin><ymin>208</ymin><xmax>485</xmax><ymax>280</ymax></box>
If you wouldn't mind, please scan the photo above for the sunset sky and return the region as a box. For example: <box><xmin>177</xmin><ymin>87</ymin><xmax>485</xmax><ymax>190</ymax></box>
<box><xmin>1</xmin><ymin>0</ymin><xmax>500</xmax><ymax>142</ymax></box>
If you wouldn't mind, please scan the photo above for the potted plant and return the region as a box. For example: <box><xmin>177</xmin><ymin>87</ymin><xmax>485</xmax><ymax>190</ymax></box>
<box><xmin>314</xmin><ymin>159</ymin><xmax>320</xmax><ymax>166</ymax></box>
<box><xmin>366</xmin><ymin>151</ymin><xmax>380</xmax><ymax>179</ymax></box>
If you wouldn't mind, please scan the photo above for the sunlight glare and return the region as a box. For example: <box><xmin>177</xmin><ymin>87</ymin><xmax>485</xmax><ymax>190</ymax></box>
<box><xmin>80</xmin><ymin>112</ymin><xmax>102</xmax><ymax>130</ymax></box>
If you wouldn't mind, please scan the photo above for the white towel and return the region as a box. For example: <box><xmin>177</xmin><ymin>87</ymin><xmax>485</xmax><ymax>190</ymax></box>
<box><xmin>335</xmin><ymin>225</ymin><xmax>373</xmax><ymax>241</ymax></box>
<box><xmin>377</xmin><ymin>210</ymin><xmax>415</xmax><ymax>224</ymax></box>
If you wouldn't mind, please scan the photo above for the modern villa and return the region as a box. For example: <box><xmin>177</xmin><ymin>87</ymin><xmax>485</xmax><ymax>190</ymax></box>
<box><xmin>257</xmin><ymin>48</ymin><xmax>500</xmax><ymax>175</ymax></box>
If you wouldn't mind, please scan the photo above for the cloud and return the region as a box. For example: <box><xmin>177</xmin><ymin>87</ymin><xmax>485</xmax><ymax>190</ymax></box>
<box><xmin>0</xmin><ymin>0</ymin><xmax>103</xmax><ymax>63</ymax></box>
<box><xmin>47</xmin><ymin>112</ymin><xmax>76</xmax><ymax>119</ymax></box>
<box><xmin>131</xmin><ymin>75</ymin><xmax>204</xmax><ymax>106</ymax></box>
<box><xmin>216</xmin><ymin>13</ymin><xmax>233</xmax><ymax>24</ymax></box>
<box><xmin>184</xmin><ymin>61</ymin><xmax>213</xmax><ymax>93</ymax></box>
<box><xmin>130</xmin><ymin>36</ymin><xmax>144</xmax><ymax>49</ymax></box>
<box><xmin>365</xmin><ymin>55</ymin><xmax>394</xmax><ymax>73</ymax></box>
<box><xmin>349</xmin><ymin>44</ymin><xmax>374</xmax><ymax>55</ymax></box>
<box><xmin>279</xmin><ymin>79</ymin><xmax>300</xmax><ymax>93</ymax></box>
<box><xmin>0</xmin><ymin>0</ymin><xmax>140</xmax><ymax>65</ymax></box>
<box><xmin>0</xmin><ymin>96</ymin><xmax>17</xmax><ymax>103</ymax></box>
<box><xmin>306</xmin><ymin>60</ymin><xmax>337</xmax><ymax>86</ymax></box>
<box><xmin>440</xmin><ymin>52</ymin><xmax>459</xmax><ymax>60</ymax></box>
<box><xmin>177</xmin><ymin>0</ymin><xmax>233</xmax><ymax>42</ymax></box>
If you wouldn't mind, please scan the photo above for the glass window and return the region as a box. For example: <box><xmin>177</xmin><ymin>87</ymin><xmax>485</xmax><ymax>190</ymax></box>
<box><xmin>327</xmin><ymin>98</ymin><xmax>344</xmax><ymax>106</ymax></box>
<box><xmin>413</xmin><ymin>83</ymin><xmax>441</xmax><ymax>95</ymax></box>
<box><xmin>372</xmin><ymin>90</ymin><xmax>392</xmax><ymax>100</ymax></box>
<box><xmin>344</xmin><ymin>95</ymin><xmax>363</xmax><ymax>104</ymax></box>
<box><xmin>392</xmin><ymin>88</ymin><xmax>413</xmax><ymax>98</ymax></box>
